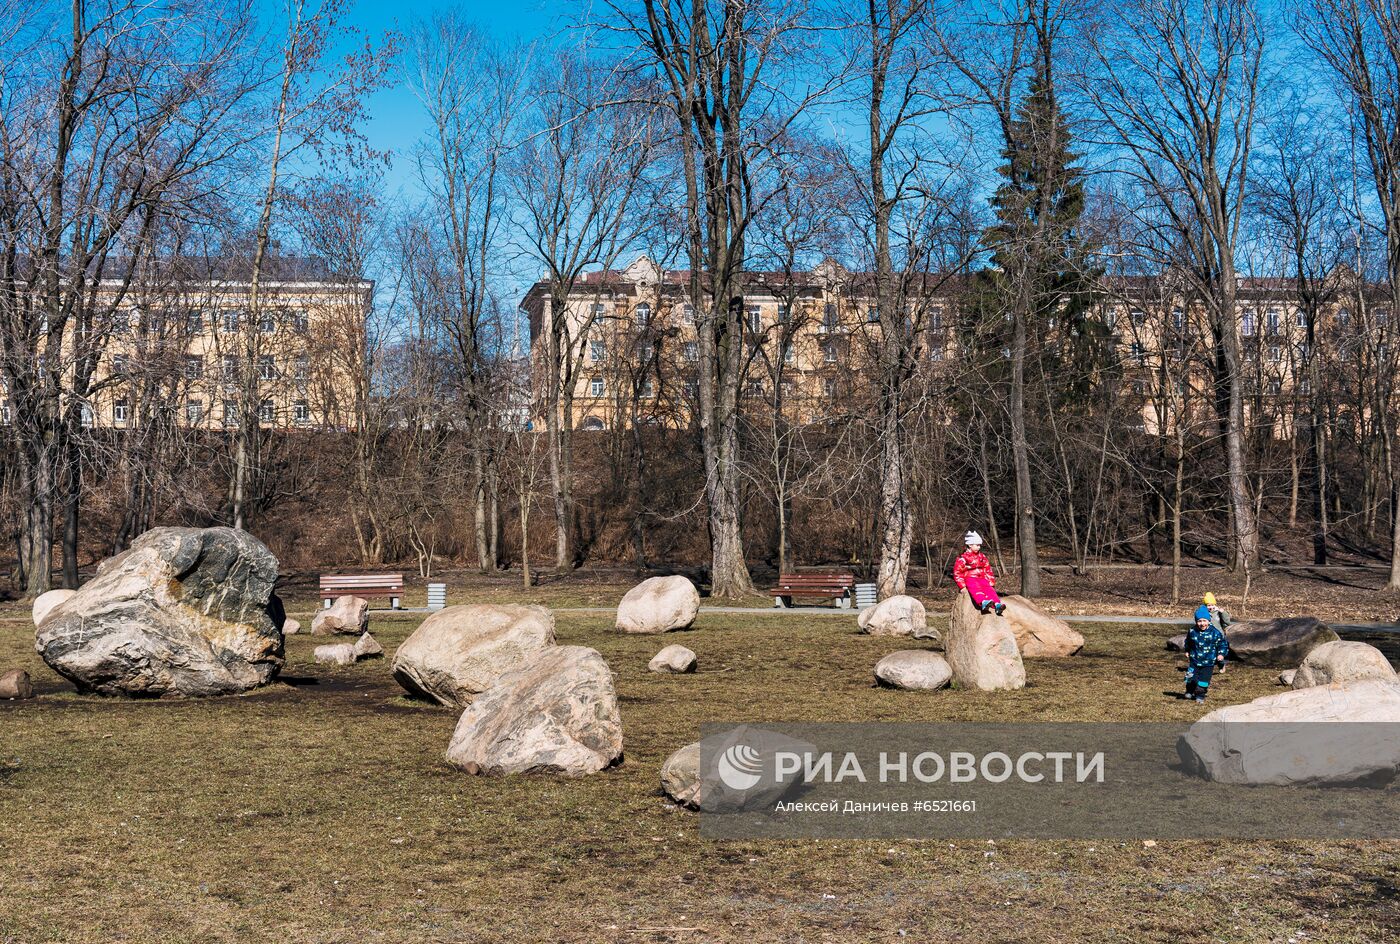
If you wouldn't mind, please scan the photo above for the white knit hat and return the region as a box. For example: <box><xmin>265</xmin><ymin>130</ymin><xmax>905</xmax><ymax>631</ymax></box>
<box><xmin>964</xmin><ymin>531</ymin><xmax>983</xmax><ymax>546</ymax></box>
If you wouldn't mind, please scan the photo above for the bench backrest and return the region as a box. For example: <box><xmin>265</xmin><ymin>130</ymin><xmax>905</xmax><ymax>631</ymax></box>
<box><xmin>319</xmin><ymin>574</ymin><xmax>404</xmax><ymax>595</ymax></box>
<box><xmin>774</xmin><ymin>573</ymin><xmax>855</xmax><ymax>590</ymax></box>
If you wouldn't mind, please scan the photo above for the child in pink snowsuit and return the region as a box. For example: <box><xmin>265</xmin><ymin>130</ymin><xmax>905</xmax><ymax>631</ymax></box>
<box><xmin>954</xmin><ymin>531</ymin><xmax>1005</xmax><ymax>616</ymax></box>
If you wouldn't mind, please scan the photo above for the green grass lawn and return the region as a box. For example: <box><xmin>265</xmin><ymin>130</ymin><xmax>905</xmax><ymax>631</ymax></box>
<box><xmin>0</xmin><ymin>598</ymin><xmax>1396</xmax><ymax>943</ymax></box>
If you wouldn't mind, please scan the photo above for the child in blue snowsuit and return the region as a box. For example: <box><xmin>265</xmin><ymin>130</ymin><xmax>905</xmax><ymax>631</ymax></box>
<box><xmin>1184</xmin><ymin>605</ymin><xmax>1229</xmax><ymax>702</ymax></box>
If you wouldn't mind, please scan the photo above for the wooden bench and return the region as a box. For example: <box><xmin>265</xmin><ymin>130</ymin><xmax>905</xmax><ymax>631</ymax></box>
<box><xmin>770</xmin><ymin>572</ymin><xmax>856</xmax><ymax>608</ymax></box>
<box><xmin>319</xmin><ymin>573</ymin><xmax>404</xmax><ymax>610</ymax></box>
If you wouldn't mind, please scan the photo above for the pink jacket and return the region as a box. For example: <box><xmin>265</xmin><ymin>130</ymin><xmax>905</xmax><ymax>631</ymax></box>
<box><xmin>953</xmin><ymin>550</ymin><xmax>995</xmax><ymax>590</ymax></box>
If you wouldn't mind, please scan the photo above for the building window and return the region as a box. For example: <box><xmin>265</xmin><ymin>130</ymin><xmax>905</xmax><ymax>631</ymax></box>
<box><xmin>112</xmin><ymin>354</ymin><xmax>128</xmax><ymax>375</ymax></box>
<box><xmin>747</xmin><ymin>307</ymin><xmax>761</xmax><ymax>332</ymax></box>
<box><xmin>1378</xmin><ymin>308</ymin><xmax>1391</xmax><ymax>328</ymax></box>
<box><xmin>777</xmin><ymin>305</ymin><xmax>789</xmax><ymax>322</ymax></box>
<box><xmin>258</xmin><ymin>355</ymin><xmax>275</xmax><ymax>381</ymax></box>
<box><xmin>143</xmin><ymin>311</ymin><xmax>164</xmax><ymax>336</ymax></box>
<box><xmin>1337</xmin><ymin>308</ymin><xmax>1351</xmax><ymax>327</ymax></box>
<box><xmin>685</xmin><ymin>379</ymin><xmax>698</xmax><ymax>398</ymax></box>
<box><xmin>867</xmin><ymin>306</ymin><xmax>879</xmax><ymax>324</ymax></box>
<box><xmin>589</xmin><ymin>340</ymin><xmax>606</xmax><ymax>362</ymax></box>
<box><xmin>1295</xmin><ymin>309</ymin><xmax>1307</xmax><ymax>328</ymax></box>
<box><xmin>1130</xmin><ymin>342</ymin><xmax>1146</xmax><ymax>364</ymax></box>
<box><xmin>682</xmin><ymin>303</ymin><xmax>695</xmax><ymax>324</ymax></box>
<box><xmin>80</xmin><ymin>403</ymin><xmax>94</xmax><ymax>428</ymax></box>
<box><xmin>294</xmin><ymin>354</ymin><xmax>310</xmax><ymax>382</ymax></box>
<box><xmin>780</xmin><ymin>380</ymin><xmax>794</xmax><ymax>399</ymax></box>
<box><xmin>1132</xmin><ymin>379</ymin><xmax>1147</xmax><ymax>396</ymax></box>
<box><xmin>258</xmin><ymin>311</ymin><xmax>276</xmax><ymax>333</ymax></box>
<box><xmin>591</xmin><ymin>302</ymin><xmax>608</xmax><ymax>318</ymax></box>
<box><xmin>823</xmin><ymin>378</ymin><xmax>836</xmax><ymax>398</ymax></box>
<box><xmin>1268</xmin><ymin>378</ymin><xmax>1282</xmax><ymax>396</ymax></box>
<box><xmin>114</xmin><ymin>399</ymin><xmax>130</xmax><ymax>424</ymax></box>
<box><xmin>1</xmin><ymin>402</ymin><xmax>10</xmax><ymax>424</ymax></box>
<box><xmin>184</xmin><ymin>356</ymin><xmax>203</xmax><ymax>380</ymax></box>
<box><xmin>589</xmin><ymin>376</ymin><xmax>605</xmax><ymax>397</ymax></box>
<box><xmin>258</xmin><ymin>399</ymin><xmax>274</xmax><ymax>422</ymax></box>
<box><xmin>222</xmin><ymin>355</ymin><xmax>240</xmax><ymax>386</ymax></box>
<box><xmin>186</xmin><ymin>310</ymin><xmax>203</xmax><ymax>333</ymax></box>
<box><xmin>641</xmin><ymin>378</ymin><xmax>654</xmax><ymax>398</ymax></box>
<box><xmin>186</xmin><ymin>400</ymin><xmax>203</xmax><ymax>425</ymax></box>
<box><xmin>290</xmin><ymin>309</ymin><xmax>309</xmax><ymax>332</ymax></box>
<box><xmin>635</xmin><ymin>303</ymin><xmax>651</xmax><ymax>327</ymax></box>
<box><xmin>223</xmin><ymin>401</ymin><xmax>239</xmax><ymax>426</ymax></box>
<box><xmin>823</xmin><ymin>343</ymin><xmax>836</xmax><ymax>363</ymax></box>
<box><xmin>1241</xmin><ymin>311</ymin><xmax>1256</xmax><ymax>336</ymax></box>
<box><xmin>1300</xmin><ymin>377</ymin><xmax>1312</xmax><ymax>395</ymax></box>
<box><xmin>1131</xmin><ymin>308</ymin><xmax>1145</xmax><ymax>325</ymax></box>
<box><xmin>930</xmin><ymin>307</ymin><xmax>944</xmax><ymax>329</ymax></box>
<box><xmin>638</xmin><ymin>341</ymin><xmax>653</xmax><ymax>363</ymax></box>
<box><xmin>747</xmin><ymin>379</ymin><xmax>763</xmax><ymax>396</ymax></box>
<box><xmin>783</xmin><ymin>344</ymin><xmax>795</xmax><ymax>364</ymax></box>
<box><xmin>683</xmin><ymin>341</ymin><xmax>698</xmax><ymax>362</ymax></box>
<box><xmin>113</xmin><ymin>311</ymin><xmax>132</xmax><ymax>334</ymax></box>
<box><xmin>222</xmin><ymin>310</ymin><xmax>240</xmax><ymax>333</ymax></box>
<box><xmin>1269</xmin><ymin>345</ymin><xmax>1282</xmax><ymax>363</ymax></box>
<box><xmin>293</xmin><ymin>399</ymin><xmax>309</xmax><ymax>425</ymax></box>
<box><xmin>1266</xmin><ymin>309</ymin><xmax>1280</xmax><ymax>335</ymax></box>
<box><xmin>931</xmin><ymin>346</ymin><xmax>944</xmax><ymax>362</ymax></box>
<box><xmin>1172</xmin><ymin>308</ymin><xmax>1185</xmax><ymax>330</ymax></box>
<box><xmin>823</xmin><ymin>303</ymin><xmax>838</xmax><ymax>333</ymax></box>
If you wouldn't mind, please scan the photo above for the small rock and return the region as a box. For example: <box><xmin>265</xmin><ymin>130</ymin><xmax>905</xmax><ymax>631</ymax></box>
<box><xmin>282</xmin><ymin>618</ymin><xmax>302</xmax><ymax>636</ymax></box>
<box><xmin>648</xmin><ymin>644</ymin><xmax>697</xmax><ymax>674</ymax></box>
<box><xmin>874</xmin><ymin>651</ymin><xmax>952</xmax><ymax>690</ymax></box>
<box><xmin>0</xmin><ymin>669</ymin><xmax>33</xmax><ymax>699</ymax></box>
<box><xmin>314</xmin><ymin>644</ymin><xmax>357</xmax><ymax>666</ymax></box>
<box><xmin>1277</xmin><ymin>669</ymin><xmax>1296</xmax><ymax>686</ymax></box>
<box><xmin>353</xmin><ymin>631</ymin><xmax>383</xmax><ymax>660</ymax></box>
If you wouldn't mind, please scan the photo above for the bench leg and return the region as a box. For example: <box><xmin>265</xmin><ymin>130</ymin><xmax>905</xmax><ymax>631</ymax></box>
<box><xmin>323</xmin><ymin>598</ymin><xmax>332</xmax><ymax>609</ymax></box>
<box><xmin>391</xmin><ymin>596</ymin><xmax>400</xmax><ymax>610</ymax></box>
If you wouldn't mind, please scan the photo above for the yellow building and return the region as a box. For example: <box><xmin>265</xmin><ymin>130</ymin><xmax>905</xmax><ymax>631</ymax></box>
<box><xmin>3</xmin><ymin>257</ymin><xmax>372</xmax><ymax>432</ymax></box>
<box><xmin>522</xmin><ymin>255</ymin><xmax>1389</xmax><ymax>436</ymax></box>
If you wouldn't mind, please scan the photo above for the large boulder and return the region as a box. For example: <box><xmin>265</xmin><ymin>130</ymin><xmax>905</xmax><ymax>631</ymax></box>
<box><xmin>615</xmin><ymin>576</ymin><xmax>700</xmax><ymax>634</ymax></box>
<box><xmin>943</xmin><ymin>591</ymin><xmax>1025</xmax><ymax>691</ymax></box>
<box><xmin>1169</xmin><ymin>616</ymin><xmax>1339</xmax><ymax>666</ymax></box>
<box><xmin>1000</xmin><ymin>595</ymin><xmax>1084</xmax><ymax>657</ymax></box>
<box><xmin>445</xmin><ymin>645</ymin><xmax>622</xmax><ymax>776</ymax></box>
<box><xmin>857</xmin><ymin>595</ymin><xmax>934</xmax><ymax>639</ymax></box>
<box><xmin>874</xmin><ymin>650</ymin><xmax>952</xmax><ymax>691</ymax></box>
<box><xmin>648</xmin><ymin>644</ymin><xmax>697</xmax><ymax>674</ymax></box>
<box><xmin>311</xmin><ymin>595</ymin><xmax>368</xmax><ymax>636</ymax></box>
<box><xmin>33</xmin><ymin>527</ymin><xmax>283</xmax><ymax>697</ymax></box>
<box><xmin>1177</xmin><ymin>679</ymin><xmax>1400</xmax><ymax>785</ymax></box>
<box><xmin>392</xmin><ymin>604</ymin><xmax>556</xmax><ymax>707</ymax></box>
<box><xmin>31</xmin><ymin>589</ymin><xmax>75</xmax><ymax>627</ymax></box>
<box><xmin>1291</xmin><ymin>640</ymin><xmax>1397</xmax><ymax>689</ymax></box>
<box><xmin>0</xmin><ymin>669</ymin><xmax>32</xmax><ymax>699</ymax></box>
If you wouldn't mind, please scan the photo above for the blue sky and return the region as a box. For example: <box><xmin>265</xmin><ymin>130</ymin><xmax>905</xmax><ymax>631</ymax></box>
<box><xmin>330</xmin><ymin>0</ymin><xmax>569</xmax><ymax>201</ymax></box>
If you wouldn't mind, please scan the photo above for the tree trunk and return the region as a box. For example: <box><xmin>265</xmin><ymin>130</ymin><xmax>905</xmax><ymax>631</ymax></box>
<box><xmin>1010</xmin><ymin>293</ymin><xmax>1040</xmax><ymax>596</ymax></box>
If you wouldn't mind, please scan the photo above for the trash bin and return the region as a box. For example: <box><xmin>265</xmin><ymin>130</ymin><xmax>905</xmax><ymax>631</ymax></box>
<box><xmin>427</xmin><ymin>583</ymin><xmax>447</xmax><ymax>611</ymax></box>
<box><xmin>854</xmin><ymin>583</ymin><xmax>877</xmax><ymax>610</ymax></box>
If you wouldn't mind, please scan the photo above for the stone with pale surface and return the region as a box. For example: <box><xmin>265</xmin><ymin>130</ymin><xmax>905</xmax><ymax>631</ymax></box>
<box><xmin>615</xmin><ymin>576</ymin><xmax>700</xmax><ymax>634</ymax></box>
<box><xmin>31</xmin><ymin>589</ymin><xmax>75</xmax><ymax>628</ymax></box>
<box><xmin>943</xmin><ymin>591</ymin><xmax>1025</xmax><ymax>691</ymax></box>
<box><xmin>660</xmin><ymin>742</ymin><xmax>702</xmax><ymax>809</ymax></box>
<box><xmin>393</xmin><ymin>604</ymin><xmax>556</xmax><ymax>707</ymax></box>
<box><xmin>1177</xmin><ymin>679</ymin><xmax>1400</xmax><ymax>785</ymax></box>
<box><xmin>1000</xmin><ymin>595</ymin><xmax>1084</xmax><ymax>657</ymax></box>
<box><xmin>874</xmin><ymin>650</ymin><xmax>952</xmax><ymax>690</ymax></box>
<box><xmin>314</xmin><ymin>643</ymin><xmax>357</xmax><ymax>666</ymax></box>
<box><xmin>353</xmin><ymin>631</ymin><xmax>383</xmax><ymax>660</ymax></box>
<box><xmin>857</xmin><ymin>595</ymin><xmax>933</xmax><ymax>639</ymax></box>
<box><xmin>0</xmin><ymin>669</ymin><xmax>32</xmax><ymax>699</ymax></box>
<box><xmin>1291</xmin><ymin>640</ymin><xmax>1396</xmax><ymax>689</ymax></box>
<box><xmin>648</xmin><ymin>644</ymin><xmax>696</xmax><ymax>674</ymax></box>
<box><xmin>446</xmin><ymin>645</ymin><xmax>622</xmax><ymax>776</ymax></box>
<box><xmin>33</xmin><ymin>527</ymin><xmax>283</xmax><ymax>697</ymax></box>
<box><xmin>311</xmin><ymin>595</ymin><xmax>368</xmax><ymax>636</ymax></box>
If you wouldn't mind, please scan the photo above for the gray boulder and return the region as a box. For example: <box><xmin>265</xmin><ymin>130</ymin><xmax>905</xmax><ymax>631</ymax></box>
<box><xmin>874</xmin><ymin>650</ymin><xmax>952</xmax><ymax>690</ymax></box>
<box><xmin>314</xmin><ymin>643</ymin><xmax>357</xmax><ymax>666</ymax></box>
<box><xmin>1000</xmin><ymin>595</ymin><xmax>1084</xmax><ymax>657</ymax></box>
<box><xmin>392</xmin><ymin>604</ymin><xmax>556</xmax><ymax>707</ymax></box>
<box><xmin>616</xmin><ymin>576</ymin><xmax>700</xmax><ymax>634</ymax></box>
<box><xmin>445</xmin><ymin>645</ymin><xmax>623</xmax><ymax>776</ymax></box>
<box><xmin>660</xmin><ymin>742</ymin><xmax>702</xmax><ymax>809</ymax></box>
<box><xmin>857</xmin><ymin>595</ymin><xmax>935</xmax><ymax>639</ymax></box>
<box><xmin>34</xmin><ymin>527</ymin><xmax>283</xmax><ymax>697</ymax></box>
<box><xmin>1177</xmin><ymin>679</ymin><xmax>1400</xmax><ymax>785</ymax></box>
<box><xmin>943</xmin><ymin>591</ymin><xmax>1025</xmax><ymax>691</ymax></box>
